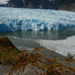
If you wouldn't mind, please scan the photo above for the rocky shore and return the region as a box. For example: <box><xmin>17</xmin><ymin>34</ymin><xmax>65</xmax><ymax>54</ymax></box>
<box><xmin>0</xmin><ymin>36</ymin><xmax>75</xmax><ymax>75</ymax></box>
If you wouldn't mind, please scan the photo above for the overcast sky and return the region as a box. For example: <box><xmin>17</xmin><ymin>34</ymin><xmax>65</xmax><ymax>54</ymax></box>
<box><xmin>0</xmin><ymin>0</ymin><xmax>9</xmax><ymax>4</ymax></box>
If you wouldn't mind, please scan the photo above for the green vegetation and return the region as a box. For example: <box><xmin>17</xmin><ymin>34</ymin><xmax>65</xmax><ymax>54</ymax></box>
<box><xmin>64</xmin><ymin>53</ymin><xmax>75</xmax><ymax>63</ymax></box>
<box><xmin>0</xmin><ymin>37</ymin><xmax>75</xmax><ymax>75</ymax></box>
<box><xmin>0</xmin><ymin>37</ymin><xmax>29</xmax><ymax>66</ymax></box>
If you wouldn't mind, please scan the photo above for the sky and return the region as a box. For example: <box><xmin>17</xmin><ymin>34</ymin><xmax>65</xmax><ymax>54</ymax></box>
<box><xmin>0</xmin><ymin>0</ymin><xmax>9</xmax><ymax>4</ymax></box>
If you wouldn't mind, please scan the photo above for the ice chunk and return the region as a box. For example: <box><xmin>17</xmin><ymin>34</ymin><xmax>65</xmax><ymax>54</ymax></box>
<box><xmin>36</xmin><ymin>36</ymin><xmax>75</xmax><ymax>56</ymax></box>
<box><xmin>0</xmin><ymin>7</ymin><xmax>75</xmax><ymax>32</ymax></box>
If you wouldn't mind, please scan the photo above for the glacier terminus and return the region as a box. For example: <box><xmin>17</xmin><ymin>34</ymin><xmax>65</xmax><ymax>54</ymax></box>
<box><xmin>0</xmin><ymin>7</ymin><xmax>75</xmax><ymax>32</ymax></box>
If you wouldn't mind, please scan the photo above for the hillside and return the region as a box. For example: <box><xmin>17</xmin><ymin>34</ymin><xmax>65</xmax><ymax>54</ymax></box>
<box><xmin>6</xmin><ymin>0</ymin><xmax>75</xmax><ymax>11</ymax></box>
<box><xmin>0</xmin><ymin>37</ymin><xmax>75</xmax><ymax>75</ymax></box>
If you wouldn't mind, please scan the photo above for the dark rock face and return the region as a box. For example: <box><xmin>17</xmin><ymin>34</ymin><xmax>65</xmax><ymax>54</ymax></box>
<box><xmin>0</xmin><ymin>4</ymin><xmax>6</xmax><ymax>7</ymax></box>
<box><xmin>6</xmin><ymin>0</ymin><xmax>75</xmax><ymax>11</ymax></box>
<box><xmin>0</xmin><ymin>36</ymin><xmax>15</xmax><ymax>47</ymax></box>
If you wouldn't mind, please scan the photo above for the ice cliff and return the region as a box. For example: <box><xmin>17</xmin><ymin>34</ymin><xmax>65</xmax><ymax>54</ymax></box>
<box><xmin>0</xmin><ymin>7</ymin><xmax>75</xmax><ymax>32</ymax></box>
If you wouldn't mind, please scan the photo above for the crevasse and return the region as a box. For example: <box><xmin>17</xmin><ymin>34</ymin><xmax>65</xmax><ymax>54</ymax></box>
<box><xmin>0</xmin><ymin>7</ymin><xmax>75</xmax><ymax>32</ymax></box>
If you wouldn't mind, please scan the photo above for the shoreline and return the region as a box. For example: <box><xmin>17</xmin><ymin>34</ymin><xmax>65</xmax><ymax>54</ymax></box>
<box><xmin>0</xmin><ymin>36</ymin><xmax>75</xmax><ymax>75</ymax></box>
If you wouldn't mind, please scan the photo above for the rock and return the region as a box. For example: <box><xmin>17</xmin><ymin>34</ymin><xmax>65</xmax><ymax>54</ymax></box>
<box><xmin>5</xmin><ymin>47</ymin><xmax>75</xmax><ymax>75</ymax></box>
<box><xmin>0</xmin><ymin>37</ymin><xmax>75</xmax><ymax>75</ymax></box>
<box><xmin>0</xmin><ymin>37</ymin><xmax>20</xmax><ymax>65</ymax></box>
<box><xmin>6</xmin><ymin>0</ymin><xmax>75</xmax><ymax>12</ymax></box>
<box><xmin>33</xmin><ymin>47</ymin><xmax>75</xmax><ymax>69</ymax></box>
<box><xmin>0</xmin><ymin>36</ymin><xmax>15</xmax><ymax>47</ymax></box>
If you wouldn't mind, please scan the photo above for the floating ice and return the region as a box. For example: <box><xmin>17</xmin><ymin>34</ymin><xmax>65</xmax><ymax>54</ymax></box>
<box><xmin>36</xmin><ymin>36</ymin><xmax>75</xmax><ymax>56</ymax></box>
<box><xmin>0</xmin><ymin>7</ymin><xmax>75</xmax><ymax>32</ymax></box>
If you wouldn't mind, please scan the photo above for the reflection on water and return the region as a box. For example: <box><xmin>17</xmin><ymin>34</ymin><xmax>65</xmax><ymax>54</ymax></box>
<box><xmin>0</xmin><ymin>29</ymin><xmax>75</xmax><ymax>50</ymax></box>
<box><xmin>0</xmin><ymin>29</ymin><xmax>75</xmax><ymax>40</ymax></box>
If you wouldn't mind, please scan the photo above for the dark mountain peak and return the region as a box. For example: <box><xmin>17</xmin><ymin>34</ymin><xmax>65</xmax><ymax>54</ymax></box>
<box><xmin>6</xmin><ymin>0</ymin><xmax>75</xmax><ymax>11</ymax></box>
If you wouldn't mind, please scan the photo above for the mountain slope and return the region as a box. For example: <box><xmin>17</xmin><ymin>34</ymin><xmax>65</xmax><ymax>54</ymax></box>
<box><xmin>6</xmin><ymin>0</ymin><xmax>75</xmax><ymax>11</ymax></box>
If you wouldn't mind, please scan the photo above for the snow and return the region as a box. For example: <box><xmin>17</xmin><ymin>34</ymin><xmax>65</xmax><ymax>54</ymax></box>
<box><xmin>36</xmin><ymin>36</ymin><xmax>75</xmax><ymax>56</ymax></box>
<box><xmin>0</xmin><ymin>0</ymin><xmax>9</xmax><ymax>4</ymax></box>
<box><xmin>0</xmin><ymin>7</ymin><xmax>75</xmax><ymax>32</ymax></box>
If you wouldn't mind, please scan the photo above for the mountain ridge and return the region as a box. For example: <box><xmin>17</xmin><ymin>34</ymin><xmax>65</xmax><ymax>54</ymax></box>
<box><xmin>6</xmin><ymin>0</ymin><xmax>75</xmax><ymax>12</ymax></box>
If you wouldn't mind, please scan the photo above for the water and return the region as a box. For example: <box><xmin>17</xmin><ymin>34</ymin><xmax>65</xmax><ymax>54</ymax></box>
<box><xmin>0</xmin><ymin>29</ymin><xmax>75</xmax><ymax>50</ymax></box>
<box><xmin>1</xmin><ymin>29</ymin><xmax>75</xmax><ymax>40</ymax></box>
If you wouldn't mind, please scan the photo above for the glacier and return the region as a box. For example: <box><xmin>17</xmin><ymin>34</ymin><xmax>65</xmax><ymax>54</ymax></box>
<box><xmin>0</xmin><ymin>7</ymin><xmax>75</xmax><ymax>32</ymax></box>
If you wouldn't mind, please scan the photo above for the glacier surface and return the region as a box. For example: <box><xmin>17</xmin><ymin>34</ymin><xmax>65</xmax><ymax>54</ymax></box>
<box><xmin>0</xmin><ymin>7</ymin><xmax>75</xmax><ymax>32</ymax></box>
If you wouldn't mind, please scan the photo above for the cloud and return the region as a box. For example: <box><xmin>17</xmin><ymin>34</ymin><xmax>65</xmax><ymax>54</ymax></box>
<box><xmin>0</xmin><ymin>0</ymin><xmax>9</xmax><ymax>4</ymax></box>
